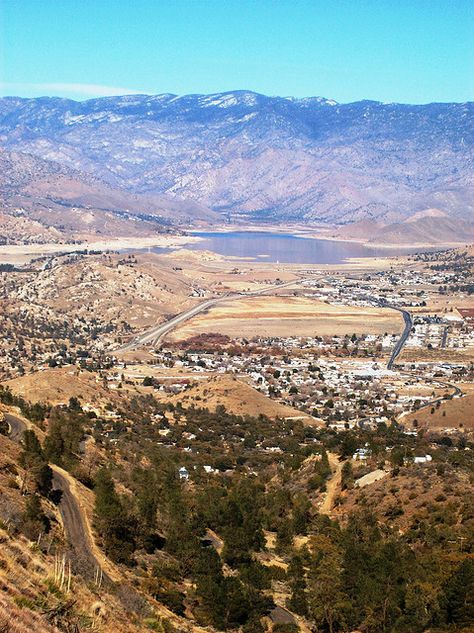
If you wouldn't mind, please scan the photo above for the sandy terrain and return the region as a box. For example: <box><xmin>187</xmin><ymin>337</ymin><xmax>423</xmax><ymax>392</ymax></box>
<box><xmin>355</xmin><ymin>469</ymin><xmax>388</xmax><ymax>488</ymax></box>
<box><xmin>168</xmin><ymin>296</ymin><xmax>403</xmax><ymax>340</ymax></box>
<box><xmin>0</xmin><ymin>234</ymin><xmax>200</xmax><ymax>264</ymax></box>
<box><xmin>160</xmin><ymin>253</ymin><xmax>301</xmax><ymax>293</ymax></box>
<box><xmin>319</xmin><ymin>454</ymin><xmax>344</xmax><ymax>515</ymax></box>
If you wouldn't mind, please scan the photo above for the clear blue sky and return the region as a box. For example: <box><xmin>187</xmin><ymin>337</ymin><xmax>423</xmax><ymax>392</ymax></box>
<box><xmin>0</xmin><ymin>0</ymin><xmax>473</xmax><ymax>103</ymax></box>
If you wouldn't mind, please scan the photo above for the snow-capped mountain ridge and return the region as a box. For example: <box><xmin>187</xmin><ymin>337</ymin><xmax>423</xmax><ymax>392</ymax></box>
<box><xmin>0</xmin><ymin>91</ymin><xmax>473</xmax><ymax>224</ymax></box>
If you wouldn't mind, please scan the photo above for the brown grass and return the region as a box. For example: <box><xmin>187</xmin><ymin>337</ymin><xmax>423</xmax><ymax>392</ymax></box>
<box><xmin>4</xmin><ymin>367</ymin><xmax>116</xmax><ymax>407</ymax></box>
<box><xmin>337</xmin><ymin>464</ymin><xmax>473</xmax><ymax>532</ymax></box>
<box><xmin>168</xmin><ymin>296</ymin><xmax>403</xmax><ymax>340</ymax></box>
<box><xmin>0</xmin><ymin>528</ymin><xmax>146</xmax><ymax>633</ymax></box>
<box><xmin>404</xmin><ymin>388</ymin><xmax>474</xmax><ymax>431</ymax></box>
<box><xmin>164</xmin><ymin>375</ymin><xmax>315</xmax><ymax>422</ymax></box>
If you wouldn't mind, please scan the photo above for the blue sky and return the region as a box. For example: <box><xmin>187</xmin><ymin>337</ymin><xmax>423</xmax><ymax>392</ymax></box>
<box><xmin>0</xmin><ymin>0</ymin><xmax>473</xmax><ymax>103</ymax></box>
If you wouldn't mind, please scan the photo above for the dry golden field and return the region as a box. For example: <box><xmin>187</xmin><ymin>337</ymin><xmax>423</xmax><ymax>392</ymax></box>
<box><xmin>168</xmin><ymin>296</ymin><xmax>403</xmax><ymax>340</ymax></box>
<box><xmin>400</xmin><ymin>347</ymin><xmax>474</xmax><ymax>363</ymax></box>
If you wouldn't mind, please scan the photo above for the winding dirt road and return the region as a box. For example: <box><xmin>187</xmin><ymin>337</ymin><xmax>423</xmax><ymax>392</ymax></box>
<box><xmin>51</xmin><ymin>465</ymin><xmax>120</xmax><ymax>583</ymax></box>
<box><xmin>4</xmin><ymin>412</ymin><xmax>29</xmax><ymax>441</ymax></box>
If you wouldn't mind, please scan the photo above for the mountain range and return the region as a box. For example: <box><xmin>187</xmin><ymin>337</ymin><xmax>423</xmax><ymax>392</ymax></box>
<box><xmin>0</xmin><ymin>91</ymin><xmax>473</xmax><ymax>241</ymax></box>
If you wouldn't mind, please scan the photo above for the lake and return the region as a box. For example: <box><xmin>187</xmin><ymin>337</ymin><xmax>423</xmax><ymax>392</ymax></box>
<box><xmin>162</xmin><ymin>231</ymin><xmax>432</xmax><ymax>264</ymax></box>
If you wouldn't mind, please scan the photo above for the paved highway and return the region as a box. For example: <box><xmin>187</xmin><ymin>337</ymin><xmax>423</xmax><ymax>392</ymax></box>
<box><xmin>4</xmin><ymin>412</ymin><xmax>28</xmax><ymax>440</ymax></box>
<box><xmin>386</xmin><ymin>307</ymin><xmax>413</xmax><ymax>370</ymax></box>
<box><xmin>114</xmin><ymin>278</ymin><xmax>304</xmax><ymax>352</ymax></box>
<box><xmin>441</xmin><ymin>326</ymin><xmax>448</xmax><ymax>349</ymax></box>
<box><xmin>115</xmin><ymin>278</ymin><xmax>418</xmax><ymax>366</ymax></box>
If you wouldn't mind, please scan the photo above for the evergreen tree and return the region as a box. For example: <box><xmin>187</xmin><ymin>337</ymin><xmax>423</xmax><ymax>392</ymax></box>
<box><xmin>44</xmin><ymin>409</ymin><xmax>84</xmax><ymax>466</ymax></box>
<box><xmin>22</xmin><ymin>494</ymin><xmax>50</xmax><ymax>538</ymax></box>
<box><xmin>20</xmin><ymin>429</ymin><xmax>43</xmax><ymax>462</ymax></box>
<box><xmin>341</xmin><ymin>460</ymin><xmax>354</xmax><ymax>490</ymax></box>
<box><xmin>94</xmin><ymin>468</ymin><xmax>135</xmax><ymax>563</ymax></box>
<box><xmin>20</xmin><ymin>429</ymin><xmax>52</xmax><ymax>496</ymax></box>
<box><xmin>36</xmin><ymin>463</ymin><xmax>53</xmax><ymax>497</ymax></box>
<box><xmin>286</xmin><ymin>555</ymin><xmax>308</xmax><ymax>616</ymax></box>
<box><xmin>443</xmin><ymin>559</ymin><xmax>474</xmax><ymax>626</ymax></box>
<box><xmin>308</xmin><ymin>535</ymin><xmax>350</xmax><ymax>633</ymax></box>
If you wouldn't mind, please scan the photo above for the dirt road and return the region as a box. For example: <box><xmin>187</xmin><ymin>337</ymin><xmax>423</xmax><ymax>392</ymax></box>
<box><xmin>52</xmin><ymin>465</ymin><xmax>120</xmax><ymax>583</ymax></box>
<box><xmin>319</xmin><ymin>453</ymin><xmax>344</xmax><ymax>515</ymax></box>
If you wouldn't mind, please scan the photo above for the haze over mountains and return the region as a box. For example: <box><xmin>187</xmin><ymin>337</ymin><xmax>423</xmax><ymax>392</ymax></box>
<box><xmin>0</xmin><ymin>91</ymin><xmax>473</xmax><ymax>242</ymax></box>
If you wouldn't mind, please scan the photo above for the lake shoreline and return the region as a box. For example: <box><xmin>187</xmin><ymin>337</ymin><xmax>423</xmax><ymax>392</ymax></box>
<box><xmin>190</xmin><ymin>224</ymin><xmax>464</xmax><ymax>250</ymax></box>
<box><xmin>0</xmin><ymin>227</ymin><xmax>449</xmax><ymax>266</ymax></box>
<box><xmin>181</xmin><ymin>230</ymin><xmax>442</xmax><ymax>264</ymax></box>
<box><xmin>0</xmin><ymin>234</ymin><xmax>201</xmax><ymax>265</ymax></box>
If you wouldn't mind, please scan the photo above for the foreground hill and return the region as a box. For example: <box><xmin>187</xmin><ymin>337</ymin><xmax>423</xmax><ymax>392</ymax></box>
<box><xmin>166</xmin><ymin>374</ymin><xmax>315</xmax><ymax>422</ymax></box>
<box><xmin>1</xmin><ymin>382</ymin><xmax>472</xmax><ymax>633</ymax></box>
<box><xmin>0</xmin><ymin>92</ymin><xmax>473</xmax><ymax>229</ymax></box>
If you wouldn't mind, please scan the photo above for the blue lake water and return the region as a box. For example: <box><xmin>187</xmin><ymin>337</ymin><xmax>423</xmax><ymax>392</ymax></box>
<box><xmin>165</xmin><ymin>231</ymin><xmax>433</xmax><ymax>264</ymax></box>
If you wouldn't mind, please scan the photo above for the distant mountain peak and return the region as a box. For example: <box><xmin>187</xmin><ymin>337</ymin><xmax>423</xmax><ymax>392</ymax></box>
<box><xmin>0</xmin><ymin>91</ymin><xmax>473</xmax><ymax>229</ymax></box>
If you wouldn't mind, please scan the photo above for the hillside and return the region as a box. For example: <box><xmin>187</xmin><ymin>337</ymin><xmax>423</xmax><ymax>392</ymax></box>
<box><xmin>403</xmin><ymin>385</ymin><xmax>474</xmax><ymax>432</ymax></box>
<box><xmin>0</xmin><ymin>92</ymin><xmax>473</xmax><ymax>228</ymax></box>
<box><xmin>337</xmin><ymin>210</ymin><xmax>474</xmax><ymax>245</ymax></box>
<box><xmin>0</xmin><ymin>148</ymin><xmax>216</xmax><ymax>242</ymax></box>
<box><xmin>0</xmin><ymin>251</ymin><xmax>197</xmax><ymax>380</ymax></box>
<box><xmin>166</xmin><ymin>374</ymin><xmax>315</xmax><ymax>422</ymax></box>
<box><xmin>4</xmin><ymin>367</ymin><xmax>117</xmax><ymax>407</ymax></box>
<box><xmin>0</xmin><ymin>424</ymin><xmax>212</xmax><ymax>633</ymax></box>
<box><xmin>336</xmin><ymin>459</ymin><xmax>474</xmax><ymax>534</ymax></box>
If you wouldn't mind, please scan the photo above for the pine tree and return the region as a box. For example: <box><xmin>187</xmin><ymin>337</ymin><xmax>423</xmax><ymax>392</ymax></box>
<box><xmin>22</xmin><ymin>494</ymin><xmax>50</xmax><ymax>538</ymax></box>
<box><xmin>444</xmin><ymin>559</ymin><xmax>474</xmax><ymax>626</ymax></box>
<box><xmin>94</xmin><ymin>468</ymin><xmax>135</xmax><ymax>563</ymax></box>
<box><xmin>308</xmin><ymin>536</ymin><xmax>350</xmax><ymax>633</ymax></box>
<box><xmin>287</xmin><ymin>555</ymin><xmax>308</xmax><ymax>616</ymax></box>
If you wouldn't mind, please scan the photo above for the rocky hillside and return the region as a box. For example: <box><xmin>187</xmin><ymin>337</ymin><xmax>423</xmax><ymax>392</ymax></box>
<box><xmin>0</xmin><ymin>148</ymin><xmax>216</xmax><ymax>242</ymax></box>
<box><xmin>1</xmin><ymin>92</ymin><xmax>473</xmax><ymax>226</ymax></box>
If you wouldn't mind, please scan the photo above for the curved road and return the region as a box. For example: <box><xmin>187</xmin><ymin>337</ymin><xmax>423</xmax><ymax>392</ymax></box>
<box><xmin>412</xmin><ymin>379</ymin><xmax>462</xmax><ymax>413</ymax></box>
<box><xmin>397</xmin><ymin>378</ymin><xmax>463</xmax><ymax>428</ymax></box>
<box><xmin>4</xmin><ymin>412</ymin><xmax>28</xmax><ymax>441</ymax></box>
<box><xmin>5</xmin><ymin>412</ymin><xmax>112</xmax><ymax>583</ymax></box>
<box><xmin>386</xmin><ymin>306</ymin><xmax>413</xmax><ymax>370</ymax></box>
<box><xmin>117</xmin><ymin>281</ymin><xmax>416</xmax><ymax>367</ymax></box>
<box><xmin>51</xmin><ymin>465</ymin><xmax>116</xmax><ymax>583</ymax></box>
